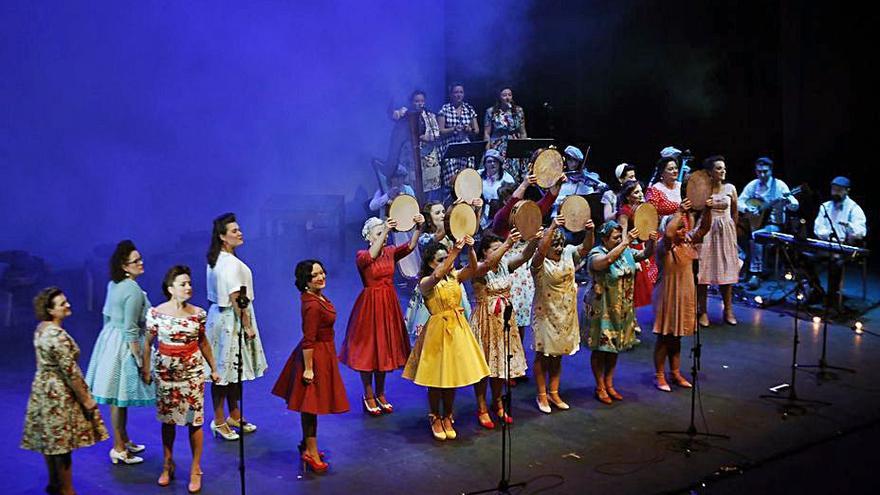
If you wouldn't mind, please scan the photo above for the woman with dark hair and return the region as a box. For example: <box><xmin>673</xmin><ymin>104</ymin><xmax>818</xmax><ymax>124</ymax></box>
<box><xmin>602</xmin><ymin>163</ymin><xmax>637</xmax><ymax>222</ymax></box>
<box><xmin>586</xmin><ymin>221</ymin><xmax>657</xmax><ymax>404</ymax></box>
<box><xmin>530</xmin><ymin>216</ymin><xmax>595</xmax><ymax>413</ymax></box>
<box><xmin>141</xmin><ymin>266</ymin><xmax>220</xmax><ymax>492</ymax></box>
<box><xmin>483</xmin><ymin>87</ymin><xmax>528</xmax><ymax>181</ymax></box>
<box><xmin>205</xmin><ymin>213</ymin><xmax>267</xmax><ymax>441</ymax></box>
<box><xmin>404</xmin><ymin>202</ymin><xmax>472</xmax><ymax>341</ymax></box>
<box><xmin>470</xmin><ymin>229</ymin><xmax>538</xmax><ymax>428</ymax></box>
<box><xmin>403</xmin><ymin>237</ymin><xmax>489</xmax><ymax>441</ymax></box>
<box><xmin>616</xmin><ymin>179</ymin><xmax>659</xmax><ymax>330</ymax></box>
<box><xmin>272</xmin><ymin>260</ymin><xmax>349</xmax><ymax>473</ymax></box>
<box><xmin>653</xmin><ymin>201</ymin><xmax>712</xmax><ymax>392</ymax></box>
<box><xmin>85</xmin><ymin>240</ymin><xmax>155</xmax><ymax>465</ymax></box>
<box><xmin>696</xmin><ymin>156</ymin><xmax>742</xmax><ymax>326</ymax></box>
<box><xmin>23</xmin><ymin>287</ymin><xmax>109</xmax><ymax>495</ymax></box>
<box><xmin>646</xmin><ymin>156</ymin><xmax>684</xmax><ymax>218</ymax></box>
<box><xmin>437</xmin><ymin>82</ymin><xmax>480</xmax><ymax>189</ymax></box>
<box><xmin>339</xmin><ymin>214</ymin><xmax>424</xmax><ymax>415</ymax></box>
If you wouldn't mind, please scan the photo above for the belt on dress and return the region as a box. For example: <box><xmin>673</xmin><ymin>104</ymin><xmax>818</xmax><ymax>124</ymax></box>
<box><xmin>432</xmin><ymin>307</ymin><xmax>467</xmax><ymax>334</ymax></box>
<box><xmin>158</xmin><ymin>341</ymin><xmax>199</xmax><ymax>357</ymax></box>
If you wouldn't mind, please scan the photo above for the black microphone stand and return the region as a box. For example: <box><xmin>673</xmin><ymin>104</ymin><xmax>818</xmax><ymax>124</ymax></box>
<box><xmin>799</xmin><ymin>204</ymin><xmax>855</xmax><ymax>378</ymax></box>
<box><xmin>759</xmin><ymin>269</ymin><xmax>830</xmax><ymax>417</ymax></box>
<box><xmin>657</xmin><ymin>255</ymin><xmax>729</xmax><ymax>454</ymax></box>
<box><xmin>235</xmin><ymin>285</ymin><xmax>250</xmax><ymax>495</ymax></box>
<box><xmin>464</xmin><ymin>304</ymin><xmax>527</xmax><ymax>495</ymax></box>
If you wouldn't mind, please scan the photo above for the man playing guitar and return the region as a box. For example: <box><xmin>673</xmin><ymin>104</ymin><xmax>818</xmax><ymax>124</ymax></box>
<box><xmin>737</xmin><ymin>157</ymin><xmax>800</xmax><ymax>289</ymax></box>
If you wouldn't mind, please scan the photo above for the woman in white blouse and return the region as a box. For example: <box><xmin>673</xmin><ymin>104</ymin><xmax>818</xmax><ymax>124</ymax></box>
<box><xmin>205</xmin><ymin>213</ymin><xmax>268</xmax><ymax>441</ymax></box>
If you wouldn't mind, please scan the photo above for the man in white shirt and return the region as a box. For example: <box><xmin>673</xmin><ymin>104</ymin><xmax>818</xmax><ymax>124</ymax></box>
<box><xmin>738</xmin><ymin>157</ymin><xmax>799</xmax><ymax>289</ymax></box>
<box><xmin>812</xmin><ymin>176</ymin><xmax>867</xmax><ymax>307</ymax></box>
<box><xmin>553</xmin><ymin>145</ymin><xmax>607</xmax><ymax>217</ymax></box>
<box><xmin>369</xmin><ymin>166</ymin><xmax>416</xmax><ymax>216</ymax></box>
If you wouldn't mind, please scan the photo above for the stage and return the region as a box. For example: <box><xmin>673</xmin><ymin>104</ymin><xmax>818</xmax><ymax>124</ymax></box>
<box><xmin>5</xmin><ymin>269</ymin><xmax>879</xmax><ymax>495</ymax></box>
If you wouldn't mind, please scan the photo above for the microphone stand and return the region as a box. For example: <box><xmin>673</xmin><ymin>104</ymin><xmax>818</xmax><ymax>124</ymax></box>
<box><xmin>235</xmin><ymin>285</ymin><xmax>250</xmax><ymax>495</ymax></box>
<box><xmin>657</xmin><ymin>255</ymin><xmax>729</xmax><ymax>453</ymax></box>
<box><xmin>799</xmin><ymin>204</ymin><xmax>855</xmax><ymax>378</ymax></box>
<box><xmin>759</xmin><ymin>269</ymin><xmax>830</xmax><ymax>417</ymax></box>
<box><xmin>464</xmin><ymin>304</ymin><xmax>527</xmax><ymax>495</ymax></box>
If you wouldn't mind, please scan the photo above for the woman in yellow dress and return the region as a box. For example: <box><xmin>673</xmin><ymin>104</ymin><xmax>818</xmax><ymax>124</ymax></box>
<box><xmin>403</xmin><ymin>235</ymin><xmax>489</xmax><ymax>441</ymax></box>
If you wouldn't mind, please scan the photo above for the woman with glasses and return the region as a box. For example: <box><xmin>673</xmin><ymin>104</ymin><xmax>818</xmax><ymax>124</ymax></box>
<box><xmin>85</xmin><ymin>240</ymin><xmax>156</xmax><ymax>465</ymax></box>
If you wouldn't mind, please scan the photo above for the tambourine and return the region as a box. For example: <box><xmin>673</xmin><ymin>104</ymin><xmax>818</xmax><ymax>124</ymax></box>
<box><xmin>387</xmin><ymin>194</ymin><xmax>420</xmax><ymax>232</ymax></box>
<box><xmin>445</xmin><ymin>203</ymin><xmax>478</xmax><ymax>242</ymax></box>
<box><xmin>559</xmin><ymin>195</ymin><xmax>591</xmax><ymax>233</ymax></box>
<box><xmin>511</xmin><ymin>200</ymin><xmax>542</xmax><ymax>240</ymax></box>
<box><xmin>530</xmin><ymin>148</ymin><xmax>564</xmax><ymax>189</ymax></box>
<box><xmin>633</xmin><ymin>203</ymin><xmax>659</xmax><ymax>241</ymax></box>
<box><xmin>685</xmin><ymin>169</ymin><xmax>712</xmax><ymax>211</ymax></box>
<box><xmin>453</xmin><ymin>168</ymin><xmax>483</xmax><ymax>203</ymax></box>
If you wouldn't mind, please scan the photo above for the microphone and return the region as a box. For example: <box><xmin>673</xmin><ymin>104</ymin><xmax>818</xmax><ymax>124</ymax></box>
<box><xmin>236</xmin><ymin>286</ymin><xmax>250</xmax><ymax>309</ymax></box>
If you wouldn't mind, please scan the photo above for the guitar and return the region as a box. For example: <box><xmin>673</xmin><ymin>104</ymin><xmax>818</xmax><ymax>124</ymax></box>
<box><xmin>743</xmin><ymin>183</ymin><xmax>805</xmax><ymax>231</ymax></box>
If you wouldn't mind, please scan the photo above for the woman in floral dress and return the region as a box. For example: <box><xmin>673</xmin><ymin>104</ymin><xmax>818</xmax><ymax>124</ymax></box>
<box><xmin>586</xmin><ymin>221</ymin><xmax>657</xmax><ymax>404</ymax></box>
<box><xmin>530</xmin><ymin>215</ymin><xmax>594</xmax><ymax>413</ymax></box>
<box><xmin>22</xmin><ymin>287</ymin><xmax>109</xmax><ymax>495</ymax></box>
<box><xmin>142</xmin><ymin>266</ymin><xmax>220</xmax><ymax>492</ymax></box>
<box><xmin>483</xmin><ymin>87</ymin><xmax>528</xmax><ymax>181</ymax></box>
<box><xmin>470</xmin><ymin>229</ymin><xmax>538</xmax><ymax>428</ymax></box>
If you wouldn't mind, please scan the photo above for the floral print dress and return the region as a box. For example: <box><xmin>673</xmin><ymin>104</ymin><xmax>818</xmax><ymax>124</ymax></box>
<box><xmin>22</xmin><ymin>323</ymin><xmax>109</xmax><ymax>455</ymax></box>
<box><xmin>484</xmin><ymin>106</ymin><xmax>527</xmax><ymax>181</ymax></box>
<box><xmin>146</xmin><ymin>308</ymin><xmax>208</xmax><ymax>426</ymax></box>
<box><xmin>586</xmin><ymin>245</ymin><xmax>639</xmax><ymax>354</ymax></box>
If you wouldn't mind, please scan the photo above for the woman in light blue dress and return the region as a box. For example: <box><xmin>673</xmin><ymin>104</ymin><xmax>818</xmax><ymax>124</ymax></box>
<box><xmin>85</xmin><ymin>240</ymin><xmax>156</xmax><ymax>465</ymax></box>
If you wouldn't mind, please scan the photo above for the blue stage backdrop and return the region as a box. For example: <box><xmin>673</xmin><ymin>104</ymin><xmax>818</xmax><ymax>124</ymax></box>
<box><xmin>2</xmin><ymin>1</ymin><xmax>444</xmax><ymax>267</ymax></box>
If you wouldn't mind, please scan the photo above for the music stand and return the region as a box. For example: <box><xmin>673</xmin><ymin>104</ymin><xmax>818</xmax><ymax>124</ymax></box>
<box><xmin>442</xmin><ymin>141</ymin><xmax>488</xmax><ymax>162</ymax></box>
<box><xmin>505</xmin><ymin>138</ymin><xmax>555</xmax><ymax>159</ymax></box>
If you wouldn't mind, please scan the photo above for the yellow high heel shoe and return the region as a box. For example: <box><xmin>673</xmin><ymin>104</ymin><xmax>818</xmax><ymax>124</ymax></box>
<box><xmin>441</xmin><ymin>415</ymin><xmax>457</xmax><ymax>440</ymax></box>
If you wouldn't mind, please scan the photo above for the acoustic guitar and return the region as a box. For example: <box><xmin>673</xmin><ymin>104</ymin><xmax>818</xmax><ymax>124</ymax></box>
<box><xmin>743</xmin><ymin>184</ymin><xmax>804</xmax><ymax>231</ymax></box>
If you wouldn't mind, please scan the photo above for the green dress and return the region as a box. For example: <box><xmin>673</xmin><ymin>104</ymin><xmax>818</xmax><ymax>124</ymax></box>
<box><xmin>586</xmin><ymin>245</ymin><xmax>638</xmax><ymax>353</ymax></box>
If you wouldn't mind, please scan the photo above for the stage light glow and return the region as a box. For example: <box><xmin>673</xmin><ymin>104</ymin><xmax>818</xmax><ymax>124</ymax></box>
<box><xmin>796</xmin><ymin>292</ymin><xmax>805</xmax><ymax>301</ymax></box>
<box><xmin>754</xmin><ymin>296</ymin><xmax>763</xmax><ymax>305</ymax></box>
<box><xmin>784</xmin><ymin>272</ymin><xmax>793</xmax><ymax>280</ymax></box>
<box><xmin>854</xmin><ymin>321</ymin><xmax>864</xmax><ymax>334</ymax></box>
<box><xmin>812</xmin><ymin>316</ymin><xmax>821</xmax><ymax>324</ymax></box>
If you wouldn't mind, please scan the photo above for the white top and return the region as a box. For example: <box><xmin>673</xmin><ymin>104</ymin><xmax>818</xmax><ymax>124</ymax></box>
<box><xmin>650</xmin><ymin>181</ymin><xmax>682</xmax><ymax>203</ymax></box>
<box><xmin>737</xmin><ymin>178</ymin><xmax>798</xmax><ymax>226</ymax></box>
<box><xmin>813</xmin><ymin>197</ymin><xmax>867</xmax><ymax>243</ymax></box>
<box><xmin>207</xmin><ymin>251</ymin><xmax>255</xmax><ymax>307</ymax></box>
<box><xmin>481</xmin><ymin>172</ymin><xmax>515</xmax><ymax>202</ymax></box>
<box><xmin>369</xmin><ymin>185</ymin><xmax>416</xmax><ymax>218</ymax></box>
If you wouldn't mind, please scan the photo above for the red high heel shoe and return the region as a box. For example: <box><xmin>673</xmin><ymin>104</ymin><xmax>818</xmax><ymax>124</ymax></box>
<box><xmin>362</xmin><ymin>396</ymin><xmax>382</xmax><ymax>416</ymax></box>
<box><xmin>376</xmin><ymin>396</ymin><xmax>394</xmax><ymax>414</ymax></box>
<box><xmin>301</xmin><ymin>452</ymin><xmax>329</xmax><ymax>474</ymax></box>
<box><xmin>494</xmin><ymin>401</ymin><xmax>513</xmax><ymax>424</ymax></box>
<box><xmin>476</xmin><ymin>410</ymin><xmax>495</xmax><ymax>429</ymax></box>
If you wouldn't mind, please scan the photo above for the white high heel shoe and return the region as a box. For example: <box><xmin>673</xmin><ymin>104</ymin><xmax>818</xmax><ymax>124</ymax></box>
<box><xmin>210</xmin><ymin>420</ymin><xmax>240</xmax><ymax>441</ymax></box>
<box><xmin>109</xmin><ymin>448</ymin><xmax>144</xmax><ymax>465</ymax></box>
<box><xmin>226</xmin><ymin>416</ymin><xmax>257</xmax><ymax>433</ymax></box>
<box><xmin>125</xmin><ymin>441</ymin><xmax>146</xmax><ymax>453</ymax></box>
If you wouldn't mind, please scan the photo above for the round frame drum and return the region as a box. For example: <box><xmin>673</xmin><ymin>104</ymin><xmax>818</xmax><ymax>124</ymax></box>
<box><xmin>633</xmin><ymin>203</ymin><xmax>659</xmax><ymax>241</ymax></box>
<box><xmin>445</xmin><ymin>203</ymin><xmax>478</xmax><ymax>242</ymax></box>
<box><xmin>686</xmin><ymin>169</ymin><xmax>712</xmax><ymax>211</ymax></box>
<box><xmin>453</xmin><ymin>168</ymin><xmax>483</xmax><ymax>203</ymax></box>
<box><xmin>559</xmin><ymin>195</ymin><xmax>591</xmax><ymax>233</ymax></box>
<box><xmin>531</xmin><ymin>148</ymin><xmax>564</xmax><ymax>188</ymax></box>
<box><xmin>511</xmin><ymin>200</ymin><xmax>542</xmax><ymax>240</ymax></box>
<box><xmin>388</xmin><ymin>194</ymin><xmax>420</xmax><ymax>232</ymax></box>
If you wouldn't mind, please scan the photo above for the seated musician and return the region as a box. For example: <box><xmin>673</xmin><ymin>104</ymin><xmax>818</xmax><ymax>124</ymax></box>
<box><xmin>737</xmin><ymin>157</ymin><xmax>799</xmax><ymax>289</ymax></box>
<box><xmin>553</xmin><ymin>146</ymin><xmax>607</xmax><ymax>215</ymax></box>
<box><xmin>812</xmin><ymin>176</ymin><xmax>867</xmax><ymax>307</ymax></box>
<box><xmin>369</xmin><ymin>165</ymin><xmax>416</xmax><ymax>215</ymax></box>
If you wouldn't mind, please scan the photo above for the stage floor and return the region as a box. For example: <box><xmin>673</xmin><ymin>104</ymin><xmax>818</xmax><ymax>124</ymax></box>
<box><xmin>4</xmin><ymin>271</ymin><xmax>880</xmax><ymax>495</ymax></box>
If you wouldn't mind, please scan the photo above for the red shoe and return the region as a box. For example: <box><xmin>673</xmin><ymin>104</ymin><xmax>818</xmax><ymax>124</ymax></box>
<box><xmin>495</xmin><ymin>402</ymin><xmax>513</xmax><ymax>424</ymax></box>
<box><xmin>301</xmin><ymin>452</ymin><xmax>328</xmax><ymax>474</ymax></box>
<box><xmin>476</xmin><ymin>410</ymin><xmax>495</xmax><ymax>429</ymax></box>
<box><xmin>362</xmin><ymin>396</ymin><xmax>382</xmax><ymax>416</ymax></box>
<box><xmin>376</xmin><ymin>396</ymin><xmax>394</xmax><ymax>414</ymax></box>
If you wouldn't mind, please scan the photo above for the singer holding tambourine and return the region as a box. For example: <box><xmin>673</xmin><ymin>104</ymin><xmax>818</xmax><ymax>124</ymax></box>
<box><xmin>205</xmin><ymin>213</ymin><xmax>268</xmax><ymax>441</ymax></box>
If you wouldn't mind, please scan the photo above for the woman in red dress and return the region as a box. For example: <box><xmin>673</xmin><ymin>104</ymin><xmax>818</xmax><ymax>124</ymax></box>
<box><xmin>339</xmin><ymin>214</ymin><xmax>424</xmax><ymax>415</ymax></box>
<box><xmin>616</xmin><ymin>180</ymin><xmax>659</xmax><ymax>333</ymax></box>
<box><xmin>272</xmin><ymin>260</ymin><xmax>349</xmax><ymax>474</ymax></box>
